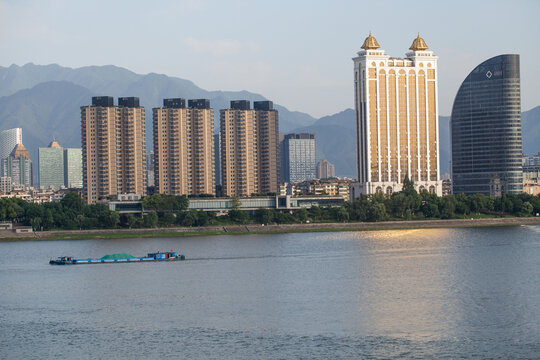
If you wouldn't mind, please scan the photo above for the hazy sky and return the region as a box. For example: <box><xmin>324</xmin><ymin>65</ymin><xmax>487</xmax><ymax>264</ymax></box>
<box><xmin>0</xmin><ymin>0</ymin><xmax>538</xmax><ymax>118</ymax></box>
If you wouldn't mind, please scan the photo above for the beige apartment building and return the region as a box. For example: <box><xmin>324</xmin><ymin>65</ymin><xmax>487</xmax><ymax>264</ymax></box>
<box><xmin>351</xmin><ymin>33</ymin><xmax>442</xmax><ymax>199</ymax></box>
<box><xmin>81</xmin><ymin>96</ymin><xmax>147</xmax><ymax>204</ymax></box>
<box><xmin>153</xmin><ymin>98</ymin><xmax>215</xmax><ymax>196</ymax></box>
<box><xmin>220</xmin><ymin>100</ymin><xmax>279</xmax><ymax>197</ymax></box>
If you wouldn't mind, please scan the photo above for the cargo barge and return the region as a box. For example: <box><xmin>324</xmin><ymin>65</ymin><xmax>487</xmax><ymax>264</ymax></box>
<box><xmin>49</xmin><ymin>251</ymin><xmax>185</xmax><ymax>265</ymax></box>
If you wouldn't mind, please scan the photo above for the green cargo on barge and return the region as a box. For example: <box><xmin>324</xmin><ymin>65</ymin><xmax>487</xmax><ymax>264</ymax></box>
<box><xmin>49</xmin><ymin>251</ymin><xmax>185</xmax><ymax>265</ymax></box>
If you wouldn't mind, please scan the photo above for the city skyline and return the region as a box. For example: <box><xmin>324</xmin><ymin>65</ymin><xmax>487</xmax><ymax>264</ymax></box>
<box><xmin>0</xmin><ymin>0</ymin><xmax>538</xmax><ymax>119</ymax></box>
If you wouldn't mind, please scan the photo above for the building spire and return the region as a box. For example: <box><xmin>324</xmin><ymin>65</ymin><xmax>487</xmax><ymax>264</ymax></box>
<box><xmin>409</xmin><ymin>33</ymin><xmax>429</xmax><ymax>51</ymax></box>
<box><xmin>48</xmin><ymin>139</ymin><xmax>61</xmax><ymax>148</ymax></box>
<box><xmin>10</xmin><ymin>143</ymin><xmax>31</xmax><ymax>159</ymax></box>
<box><xmin>361</xmin><ymin>32</ymin><xmax>381</xmax><ymax>50</ymax></box>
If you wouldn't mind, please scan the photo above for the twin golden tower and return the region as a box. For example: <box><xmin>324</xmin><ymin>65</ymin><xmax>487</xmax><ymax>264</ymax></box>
<box><xmin>351</xmin><ymin>33</ymin><xmax>441</xmax><ymax>198</ymax></box>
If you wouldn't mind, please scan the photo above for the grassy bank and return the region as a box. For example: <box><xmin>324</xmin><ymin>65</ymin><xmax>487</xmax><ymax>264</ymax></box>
<box><xmin>1</xmin><ymin>217</ymin><xmax>539</xmax><ymax>242</ymax></box>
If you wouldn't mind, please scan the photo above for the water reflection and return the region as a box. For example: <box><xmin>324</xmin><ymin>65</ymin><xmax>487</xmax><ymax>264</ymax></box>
<box><xmin>0</xmin><ymin>226</ymin><xmax>539</xmax><ymax>358</ymax></box>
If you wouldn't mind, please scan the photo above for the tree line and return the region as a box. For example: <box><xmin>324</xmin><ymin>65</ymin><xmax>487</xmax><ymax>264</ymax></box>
<box><xmin>0</xmin><ymin>180</ymin><xmax>539</xmax><ymax>231</ymax></box>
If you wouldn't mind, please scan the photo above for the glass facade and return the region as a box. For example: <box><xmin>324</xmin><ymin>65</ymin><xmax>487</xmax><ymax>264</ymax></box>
<box><xmin>0</xmin><ymin>128</ymin><xmax>22</xmax><ymax>161</ymax></box>
<box><xmin>281</xmin><ymin>134</ymin><xmax>316</xmax><ymax>183</ymax></box>
<box><xmin>64</xmin><ymin>148</ymin><xmax>83</xmax><ymax>189</ymax></box>
<box><xmin>451</xmin><ymin>54</ymin><xmax>522</xmax><ymax>196</ymax></box>
<box><xmin>1</xmin><ymin>156</ymin><xmax>32</xmax><ymax>187</ymax></box>
<box><xmin>39</xmin><ymin>147</ymin><xmax>64</xmax><ymax>189</ymax></box>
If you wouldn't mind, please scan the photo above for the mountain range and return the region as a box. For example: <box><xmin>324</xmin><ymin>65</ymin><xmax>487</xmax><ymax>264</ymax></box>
<box><xmin>0</xmin><ymin>63</ymin><xmax>538</xmax><ymax>181</ymax></box>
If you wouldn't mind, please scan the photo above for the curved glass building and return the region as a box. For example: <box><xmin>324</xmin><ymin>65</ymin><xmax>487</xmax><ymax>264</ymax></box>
<box><xmin>451</xmin><ymin>54</ymin><xmax>522</xmax><ymax>196</ymax></box>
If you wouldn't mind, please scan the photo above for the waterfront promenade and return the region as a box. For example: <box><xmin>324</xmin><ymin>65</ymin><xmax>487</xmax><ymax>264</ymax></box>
<box><xmin>1</xmin><ymin>217</ymin><xmax>540</xmax><ymax>240</ymax></box>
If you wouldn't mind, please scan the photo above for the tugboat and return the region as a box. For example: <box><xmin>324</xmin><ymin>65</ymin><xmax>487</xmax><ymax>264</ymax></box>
<box><xmin>49</xmin><ymin>251</ymin><xmax>186</xmax><ymax>265</ymax></box>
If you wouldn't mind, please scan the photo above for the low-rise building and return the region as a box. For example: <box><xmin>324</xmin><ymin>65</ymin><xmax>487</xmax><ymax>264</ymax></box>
<box><xmin>523</xmin><ymin>154</ymin><xmax>540</xmax><ymax>195</ymax></box>
<box><xmin>0</xmin><ymin>176</ymin><xmax>12</xmax><ymax>194</ymax></box>
<box><xmin>442</xmin><ymin>179</ymin><xmax>452</xmax><ymax>196</ymax></box>
<box><xmin>282</xmin><ymin>179</ymin><xmax>352</xmax><ymax>200</ymax></box>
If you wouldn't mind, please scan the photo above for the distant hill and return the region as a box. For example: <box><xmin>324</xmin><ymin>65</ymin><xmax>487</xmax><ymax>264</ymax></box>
<box><xmin>292</xmin><ymin>108</ymin><xmax>538</xmax><ymax>178</ymax></box>
<box><xmin>0</xmin><ymin>81</ymin><xmax>94</xmax><ymax>180</ymax></box>
<box><xmin>0</xmin><ymin>63</ymin><xmax>317</xmax><ymax>139</ymax></box>
<box><xmin>291</xmin><ymin>109</ymin><xmax>356</xmax><ymax>178</ymax></box>
<box><xmin>0</xmin><ymin>63</ymin><xmax>538</xmax><ymax>181</ymax></box>
<box><xmin>522</xmin><ymin>106</ymin><xmax>540</xmax><ymax>156</ymax></box>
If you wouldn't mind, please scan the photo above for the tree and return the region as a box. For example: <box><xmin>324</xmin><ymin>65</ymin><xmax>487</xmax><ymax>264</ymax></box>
<box><xmin>194</xmin><ymin>210</ymin><xmax>209</xmax><ymax>226</ymax></box>
<box><xmin>308</xmin><ymin>206</ymin><xmax>323</xmax><ymax>221</ymax></box>
<box><xmin>24</xmin><ymin>202</ymin><xmax>43</xmax><ymax>222</ymax></box>
<box><xmin>420</xmin><ymin>191</ymin><xmax>441</xmax><ymax>218</ymax></box>
<box><xmin>402</xmin><ymin>174</ymin><xmax>416</xmax><ymax>196</ymax></box>
<box><xmin>122</xmin><ymin>214</ymin><xmax>137</xmax><ymax>229</ymax></box>
<box><xmin>231</xmin><ymin>197</ymin><xmax>241</xmax><ymax>210</ymax></box>
<box><xmin>330</xmin><ymin>206</ymin><xmax>349</xmax><ymax>222</ymax></box>
<box><xmin>294</xmin><ymin>208</ymin><xmax>308</xmax><ymax>223</ymax></box>
<box><xmin>103</xmin><ymin>210</ymin><xmax>120</xmax><ymax>229</ymax></box>
<box><xmin>389</xmin><ymin>192</ymin><xmax>408</xmax><ymax>218</ymax></box>
<box><xmin>530</xmin><ymin>196</ymin><xmax>540</xmax><ymax>215</ymax></box>
<box><xmin>61</xmin><ymin>192</ymin><xmax>85</xmax><ymax>213</ymax></box>
<box><xmin>142</xmin><ymin>194</ymin><xmax>188</xmax><ymax>211</ymax></box>
<box><xmin>143</xmin><ymin>211</ymin><xmax>158</xmax><ymax>228</ymax></box>
<box><xmin>180</xmin><ymin>211</ymin><xmax>196</xmax><ymax>227</ymax></box>
<box><xmin>76</xmin><ymin>214</ymin><xmax>86</xmax><ymax>230</ymax></box>
<box><xmin>367</xmin><ymin>202</ymin><xmax>387</xmax><ymax>222</ymax></box>
<box><xmin>30</xmin><ymin>217</ymin><xmax>42</xmax><ymax>231</ymax></box>
<box><xmin>142</xmin><ymin>193</ymin><xmax>162</xmax><ymax>210</ymax></box>
<box><xmin>455</xmin><ymin>193</ymin><xmax>471</xmax><ymax>215</ymax></box>
<box><xmin>520</xmin><ymin>202</ymin><xmax>533</xmax><ymax>216</ymax></box>
<box><xmin>254</xmin><ymin>208</ymin><xmax>273</xmax><ymax>224</ymax></box>
<box><xmin>228</xmin><ymin>209</ymin><xmax>250</xmax><ymax>223</ymax></box>
<box><xmin>0</xmin><ymin>198</ymin><xmax>24</xmax><ymax>220</ymax></box>
<box><xmin>273</xmin><ymin>211</ymin><xmax>294</xmax><ymax>224</ymax></box>
<box><xmin>422</xmin><ymin>202</ymin><xmax>440</xmax><ymax>218</ymax></box>
<box><xmin>440</xmin><ymin>195</ymin><xmax>457</xmax><ymax>219</ymax></box>
<box><xmin>161</xmin><ymin>212</ymin><xmax>176</xmax><ymax>225</ymax></box>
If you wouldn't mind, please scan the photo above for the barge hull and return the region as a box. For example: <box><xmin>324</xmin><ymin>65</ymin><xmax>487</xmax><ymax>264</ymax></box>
<box><xmin>49</xmin><ymin>252</ymin><xmax>185</xmax><ymax>265</ymax></box>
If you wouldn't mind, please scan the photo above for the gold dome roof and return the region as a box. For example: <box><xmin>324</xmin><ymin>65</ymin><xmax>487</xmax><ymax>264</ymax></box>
<box><xmin>10</xmin><ymin>143</ymin><xmax>31</xmax><ymax>159</ymax></box>
<box><xmin>48</xmin><ymin>140</ymin><xmax>61</xmax><ymax>148</ymax></box>
<box><xmin>361</xmin><ymin>32</ymin><xmax>381</xmax><ymax>50</ymax></box>
<box><xmin>409</xmin><ymin>33</ymin><xmax>429</xmax><ymax>51</ymax></box>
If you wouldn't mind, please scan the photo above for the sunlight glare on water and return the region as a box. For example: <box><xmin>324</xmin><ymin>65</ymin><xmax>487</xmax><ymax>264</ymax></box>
<box><xmin>1</xmin><ymin>226</ymin><xmax>539</xmax><ymax>358</ymax></box>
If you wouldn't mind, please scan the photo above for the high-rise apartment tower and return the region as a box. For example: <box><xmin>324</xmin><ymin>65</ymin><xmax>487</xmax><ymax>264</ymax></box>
<box><xmin>81</xmin><ymin>96</ymin><xmax>147</xmax><ymax>204</ymax></box>
<box><xmin>220</xmin><ymin>100</ymin><xmax>279</xmax><ymax>197</ymax></box>
<box><xmin>350</xmin><ymin>33</ymin><xmax>441</xmax><ymax>199</ymax></box>
<box><xmin>153</xmin><ymin>98</ymin><xmax>215</xmax><ymax>195</ymax></box>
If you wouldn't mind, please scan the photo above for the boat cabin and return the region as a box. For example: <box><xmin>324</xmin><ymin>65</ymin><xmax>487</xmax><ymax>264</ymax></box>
<box><xmin>147</xmin><ymin>251</ymin><xmax>178</xmax><ymax>260</ymax></box>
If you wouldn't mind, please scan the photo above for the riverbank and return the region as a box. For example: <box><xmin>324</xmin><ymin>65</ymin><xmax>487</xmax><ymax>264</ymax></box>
<box><xmin>1</xmin><ymin>216</ymin><xmax>540</xmax><ymax>241</ymax></box>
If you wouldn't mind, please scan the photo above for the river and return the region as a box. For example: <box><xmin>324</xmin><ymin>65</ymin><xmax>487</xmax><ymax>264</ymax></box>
<box><xmin>1</xmin><ymin>226</ymin><xmax>539</xmax><ymax>359</ymax></box>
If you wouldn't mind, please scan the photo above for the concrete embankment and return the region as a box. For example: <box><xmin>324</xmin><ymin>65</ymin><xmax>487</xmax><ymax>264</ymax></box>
<box><xmin>1</xmin><ymin>217</ymin><xmax>539</xmax><ymax>241</ymax></box>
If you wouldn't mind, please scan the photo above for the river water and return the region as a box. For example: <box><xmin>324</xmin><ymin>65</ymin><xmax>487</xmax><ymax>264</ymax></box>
<box><xmin>1</xmin><ymin>226</ymin><xmax>539</xmax><ymax>359</ymax></box>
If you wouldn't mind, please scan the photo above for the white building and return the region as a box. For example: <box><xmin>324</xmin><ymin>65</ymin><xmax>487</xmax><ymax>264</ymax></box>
<box><xmin>316</xmin><ymin>159</ymin><xmax>335</xmax><ymax>179</ymax></box>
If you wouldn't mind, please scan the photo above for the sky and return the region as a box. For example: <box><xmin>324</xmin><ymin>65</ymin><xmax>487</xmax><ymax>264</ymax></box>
<box><xmin>0</xmin><ymin>0</ymin><xmax>539</xmax><ymax>118</ymax></box>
